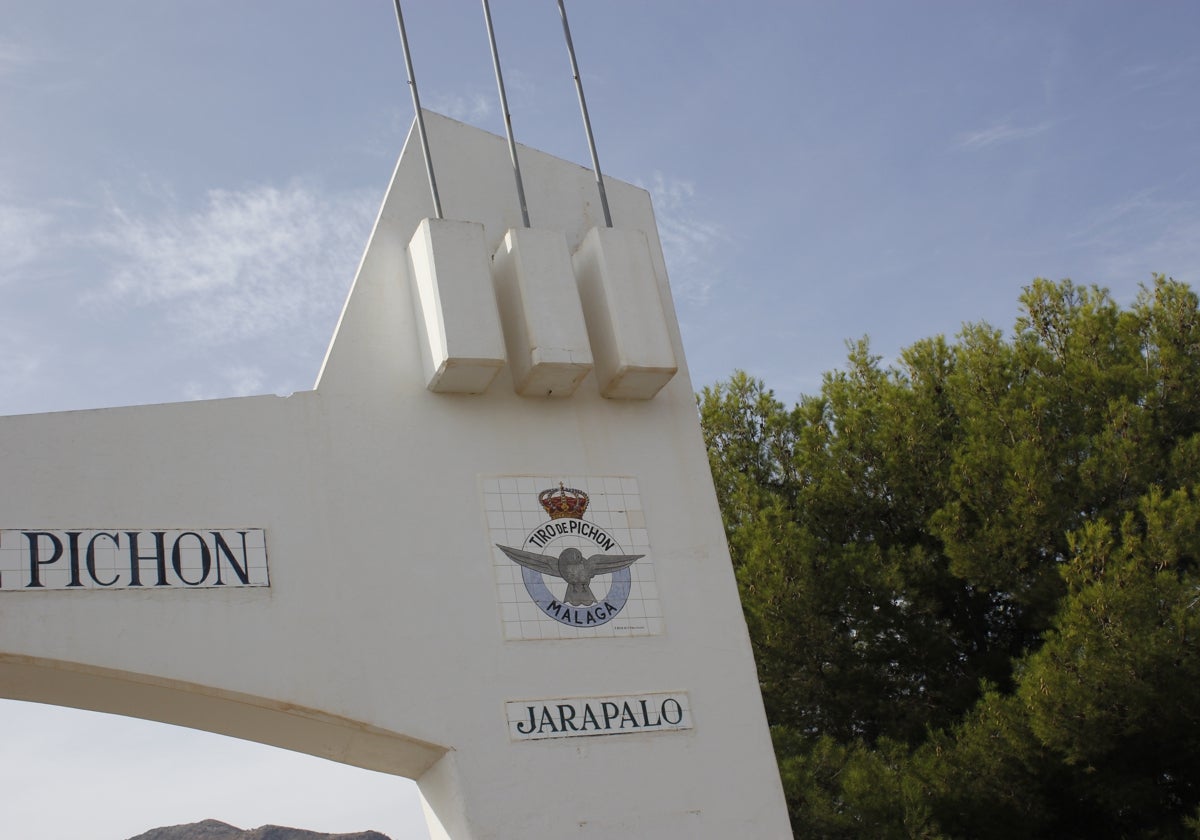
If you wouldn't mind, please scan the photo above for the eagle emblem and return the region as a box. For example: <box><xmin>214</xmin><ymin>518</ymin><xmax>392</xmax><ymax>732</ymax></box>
<box><xmin>495</xmin><ymin>545</ymin><xmax>643</xmax><ymax>606</ymax></box>
<box><xmin>493</xmin><ymin>481</ymin><xmax>647</xmax><ymax>629</ymax></box>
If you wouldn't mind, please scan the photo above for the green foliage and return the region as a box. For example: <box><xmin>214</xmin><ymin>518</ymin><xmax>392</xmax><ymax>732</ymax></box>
<box><xmin>701</xmin><ymin>276</ymin><xmax>1200</xmax><ymax>837</ymax></box>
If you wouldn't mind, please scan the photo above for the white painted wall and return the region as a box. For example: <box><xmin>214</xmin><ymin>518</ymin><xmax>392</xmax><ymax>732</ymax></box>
<box><xmin>0</xmin><ymin>113</ymin><xmax>792</xmax><ymax>839</ymax></box>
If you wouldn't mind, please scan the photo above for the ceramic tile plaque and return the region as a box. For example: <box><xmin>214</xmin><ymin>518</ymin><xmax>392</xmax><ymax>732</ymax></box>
<box><xmin>0</xmin><ymin>528</ymin><xmax>269</xmax><ymax>590</ymax></box>
<box><xmin>506</xmin><ymin>692</ymin><xmax>693</xmax><ymax>742</ymax></box>
<box><xmin>482</xmin><ymin>475</ymin><xmax>661</xmax><ymax>641</ymax></box>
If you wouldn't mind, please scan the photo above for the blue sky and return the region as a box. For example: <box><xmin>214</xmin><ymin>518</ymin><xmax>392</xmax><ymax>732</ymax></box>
<box><xmin>2</xmin><ymin>2</ymin><xmax>1199</xmax><ymax>838</ymax></box>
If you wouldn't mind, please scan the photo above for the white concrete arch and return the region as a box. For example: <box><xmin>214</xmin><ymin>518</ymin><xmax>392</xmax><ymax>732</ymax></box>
<box><xmin>0</xmin><ymin>113</ymin><xmax>792</xmax><ymax>839</ymax></box>
<box><xmin>0</xmin><ymin>654</ymin><xmax>445</xmax><ymax>779</ymax></box>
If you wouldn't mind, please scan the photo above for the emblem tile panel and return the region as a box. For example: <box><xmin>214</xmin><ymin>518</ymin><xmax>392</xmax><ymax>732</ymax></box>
<box><xmin>481</xmin><ymin>475</ymin><xmax>662</xmax><ymax>641</ymax></box>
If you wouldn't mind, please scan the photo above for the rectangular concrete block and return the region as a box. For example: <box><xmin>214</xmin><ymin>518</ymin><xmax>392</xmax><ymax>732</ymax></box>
<box><xmin>572</xmin><ymin>227</ymin><xmax>678</xmax><ymax>400</ymax></box>
<box><xmin>492</xmin><ymin>228</ymin><xmax>593</xmax><ymax>397</ymax></box>
<box><xmin>407</xmin><ymin>218</ymin><xmax>506</xmax><ymax>394</ymax></box>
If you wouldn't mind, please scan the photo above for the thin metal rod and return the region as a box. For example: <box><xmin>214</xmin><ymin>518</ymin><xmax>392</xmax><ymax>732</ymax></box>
<box><xmin>482</xmin><ymin>0</ymin><xmax>531</xmax><ymax>227</ymax></box>
<box><xmin>557</xmin><ymin>0</ymin><xmax>612</xmax><ymax>227</ymax></box>
<box><xmin>392</xmin><ymin>0</ymin><xmax>443</xmax><ymax>219</ymax></box>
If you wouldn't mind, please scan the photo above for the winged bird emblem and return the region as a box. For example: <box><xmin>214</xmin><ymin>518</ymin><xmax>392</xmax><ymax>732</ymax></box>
<box><xmin>496</xmin><ymin>544</ymin><xmax>644</xmax><ymax>606</ymax></box>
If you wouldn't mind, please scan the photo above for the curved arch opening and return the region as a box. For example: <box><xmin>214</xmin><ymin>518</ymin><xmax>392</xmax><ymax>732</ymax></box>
<box><xmin>0</xmin><ymin>699</ymin><xmax>434</xmax><ymax>838</ymax></box>
<box><xmin>0</xmin><ymin>654</ymin><xmax>449</xmax><ymax>838</ymax></box>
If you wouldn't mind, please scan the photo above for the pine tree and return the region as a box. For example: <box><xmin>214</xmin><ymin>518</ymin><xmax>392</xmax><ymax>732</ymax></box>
<box><xmin>701</xmin><ymin>276</ymin><xmax>1200</xmax><ymax>837</ymax></box>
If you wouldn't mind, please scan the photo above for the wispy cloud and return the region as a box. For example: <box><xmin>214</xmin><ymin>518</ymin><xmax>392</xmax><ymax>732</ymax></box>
<box><xmin>1066</xmin><ymin>191</ymin><xmax>1200</xmax><ymax>293</ymax></box>
<box><xmin>0</xmin><ymin>323</ymin><xmax>43</xmax><ymax>397</ymax></box>
<box><xmin>1091</xmin><ymin>213</ymin><xmax>1200</xmax><ymax>291</ymax></box>
<box><xmin>93</xmin><ymin>182</ymin><xmax>376</xmax><ymax>348</ymax></box>
<box><xmin>1119</xmin><ymin>56</ymin><xmax>1197</xmax><ymax>94</ymax></box>
<box><xmin>0</xmin><ymin>40</ymin><xmax>40</xmax><ymax>78</ymax></box>
<box><xmin>182</xmin><ymin>364</ymin><xmax>266</xmax><ymax>401</ymax></box>
<box><xmin>643</xmin><ymin>172</ymin><xmax>730</xmax><ymax>305</ymax></box>
<box><xmin>0</xmin><ymin>202</ymin><xmax>53</xmax><ymax>283</ymax></box>
<box><xmin>426</xmin><ymin>91</ymin><xmax>493</xmax><ymax>123</ymax></box>
<box><xmin>954</xmin><ymin>119</ymin><xmax>1052</xmax><ymax>150</ymax></box>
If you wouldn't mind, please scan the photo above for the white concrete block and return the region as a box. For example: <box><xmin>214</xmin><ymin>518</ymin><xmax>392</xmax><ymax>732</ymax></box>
<box><xmin>407</xmin><ymin>218</ymin><xmax>506</xmax><ymax>394</ymax></box>
<box><xmin>572</xmin><ymin>227</ymin><xmax>678</xmax><ymax>399</ymax></box>
<box><xmin>491</xmin><ymin>228</ymin><xmax>593</xmax><ymax>397</ymax></box>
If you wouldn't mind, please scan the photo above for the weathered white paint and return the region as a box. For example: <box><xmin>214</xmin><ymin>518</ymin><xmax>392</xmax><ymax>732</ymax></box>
<box><xmin>407</xmin><ymin>217</ymin><xmax>506</xmax><ymax>394</ymax></box>
<box><xmin>491</xmin><ymin>228</ymin><xmax>593</xmax><ymax>397</ymax></box>
<box><xmin>0</xmin><ymin>112</ymin><xmax>792</xmax><ymax>839</ymax></box>
<box><xmin>572</xmin><ymin>226</ymin><xmax>678</xmax><ymax>399</ymax></box>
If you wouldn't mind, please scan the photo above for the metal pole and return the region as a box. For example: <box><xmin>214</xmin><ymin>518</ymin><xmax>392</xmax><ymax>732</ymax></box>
<box><xmin>557</xmin><ymin>0</ymin><xmax>612</xmax><ymax>227</ymax></box>
<box><xmin>482</xmin><ymin>0</ymin><xmax>531</xmax><ymax>227</ymax></box>
<box><xmin>392</xmin><ymin>0</ymin><xmax>443</xmax><ymax>220</ymax></box>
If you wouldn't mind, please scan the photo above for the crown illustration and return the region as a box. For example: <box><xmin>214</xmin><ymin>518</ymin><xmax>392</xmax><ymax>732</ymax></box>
<box><xmin>539</xmin><ymin>483</ymin><xmax>590</xmax><ymax>520</ymax></box>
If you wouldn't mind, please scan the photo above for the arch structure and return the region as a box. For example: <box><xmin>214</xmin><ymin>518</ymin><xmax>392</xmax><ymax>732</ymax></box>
<box><xmin>0</xmin><ymin>112</ymin><xmax>792</xmax><ymax>839</ymax></box>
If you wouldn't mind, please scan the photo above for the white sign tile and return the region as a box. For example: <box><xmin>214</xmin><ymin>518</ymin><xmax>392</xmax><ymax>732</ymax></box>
<box><xmin>507</xmin><ymin>692</ymin><xmax>693</xmax><ymax>741</ymax></box>
<box><xmin>482</xmin><ymin>475</ymin><xmax>662</xmax><ymax>641</ymax></box>
<box><xmin>0</xmin><ymin>528</ymin><xmax>269</xmax><ymax>591</ymax></box>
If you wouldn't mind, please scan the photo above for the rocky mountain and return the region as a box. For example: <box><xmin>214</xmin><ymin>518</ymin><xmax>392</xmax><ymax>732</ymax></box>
<box><xmin>125</xmin><ymin>819</ymin><xmax>392</xmax><ymax>840</ymax></box>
